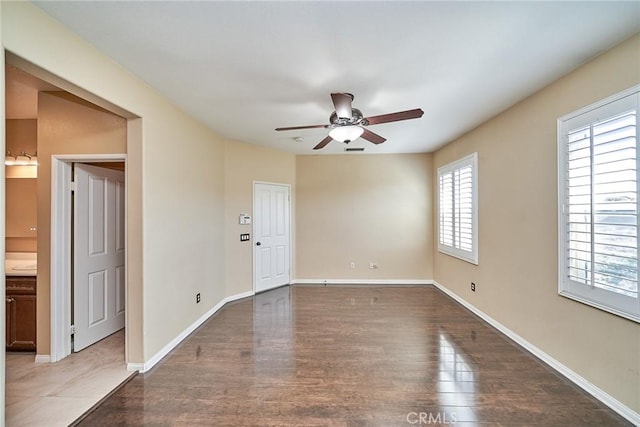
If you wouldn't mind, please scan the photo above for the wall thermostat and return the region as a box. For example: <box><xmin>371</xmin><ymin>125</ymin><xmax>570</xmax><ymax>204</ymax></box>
<box><xmin>239</xmin><ymin>213</ymin><xmax>251</xmax><ymax>225</ymax></box>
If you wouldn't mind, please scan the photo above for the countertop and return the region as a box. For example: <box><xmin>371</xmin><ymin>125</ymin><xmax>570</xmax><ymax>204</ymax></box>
<box><xmin>5</xmin><ymin>252</ymin><xmax>37</xmax><ymax>277</ymax></box>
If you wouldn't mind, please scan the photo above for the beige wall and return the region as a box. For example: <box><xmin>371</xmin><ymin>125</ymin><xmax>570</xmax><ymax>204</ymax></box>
<box><xmin>5</xmin><ymin>119</ymin><xmax>37</xmax><ymax>251</ymax></box>
<box><xmin>433</xmin><ymin>34</ymin><xmax>640</xmax><ymax>412</ymax></box>
<box><xmin>296</xmin><ymin>154</ymin><xmax>433</xmax><ymax>280</ymax></box>
<box><xmin>37</xmin><ymin>91</ymin><xmax>127</xmax><ymax>355</ymax></box>
<box><xmin>224</xmin><ymin>140</ymin><xmax>296</xmax><ymax>296</ymax></box>
<box><xmin>142</xmin><ymin>105</ymin><xmax>225</xmax><ymax>359</ymax></box>
<box><xmin>6</xmin><ymin>118</ymin><xmax>36</xmax><ymax>154</ymax></box>
<box><xmin>5</xmin><ymin>178</ymin><xmax>37</xmax><ymax>237</ymax></box>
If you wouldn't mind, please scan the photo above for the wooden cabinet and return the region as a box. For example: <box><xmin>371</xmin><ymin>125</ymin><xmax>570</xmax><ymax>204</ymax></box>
<box><xmin>6</xmin><ymin>276</ymin><xmax>37</xmax><ymax>351</ymax></box>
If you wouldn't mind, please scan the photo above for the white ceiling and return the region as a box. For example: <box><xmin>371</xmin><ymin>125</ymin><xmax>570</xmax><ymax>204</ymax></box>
<box><xmin>32</xmin><ymin>1</ymin><xmax>640</xmax><ymax>154</ymax></box>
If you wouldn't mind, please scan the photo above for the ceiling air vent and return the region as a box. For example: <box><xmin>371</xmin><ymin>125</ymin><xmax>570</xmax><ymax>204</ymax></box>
<box><xmin>345</xmin><ymin>147</ymin><xmax>365</xmax><ymax>152</ymax></box>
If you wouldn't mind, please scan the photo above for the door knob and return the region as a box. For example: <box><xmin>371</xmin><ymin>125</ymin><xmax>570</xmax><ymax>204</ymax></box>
<box><xmin>256</xmin><ymin>242</ymin><xmax>261</xmax><ymax>246</ymax></box>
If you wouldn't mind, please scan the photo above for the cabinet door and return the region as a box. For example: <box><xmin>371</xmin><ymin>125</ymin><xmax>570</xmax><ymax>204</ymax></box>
<box><xmin>6</xmin><ymin>294</ymin><xmax>36</xmax><ymax>351</ymax></box>
<box><xmin>6</xmin><ymin>297</ymin><xmax>14</xmax><ymax>347</ymax></box>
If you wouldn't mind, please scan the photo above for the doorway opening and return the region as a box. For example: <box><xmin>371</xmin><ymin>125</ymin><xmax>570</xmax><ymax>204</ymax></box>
<box><xmin>3</xmin><ymin>53</ymin><xmax>141</xmax><ymax>367</ymax></box>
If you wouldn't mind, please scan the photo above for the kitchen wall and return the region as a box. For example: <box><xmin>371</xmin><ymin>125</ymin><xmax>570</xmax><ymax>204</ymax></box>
<box><xmin>433</xmin><ymin>33</ymin><xmax>640</xmax><ymax>413</ymax></box>
<box><xmin>37</xmin><ymin>91</ymin><xmax>127</xmax><ymax>355</ymax></box>
<box><xmin>5</xmin><ymin>119</ymin><xmax>37</xmax><ymax>252</ymax></box>
<box><xmin>224</xmin><ymin>140</ymin><xmax>296</xmax><ymax>296</ymax></box>
<box><xmin>296</xmin><ymin>153</ymin><xmax>433</xmax><ymax>281</ymax></box>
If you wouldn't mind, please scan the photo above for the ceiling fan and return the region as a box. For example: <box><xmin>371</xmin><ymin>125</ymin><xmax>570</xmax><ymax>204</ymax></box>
<box><xmin>275</xmin><ymin>93</ymin><xmax>424</xmax><ymax>150</ymax></box>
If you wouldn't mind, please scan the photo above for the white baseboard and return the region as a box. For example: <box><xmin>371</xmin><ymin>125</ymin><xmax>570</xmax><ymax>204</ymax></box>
<box><xmin>126</xmin><ymin>362</ymin><xmax>144</xmax><ymax>372</ymax></box>
<box><xmin>291</xmin><ymin>279</ymin><xmax>433</xmax><ymax>286</ymax></box>
<box><xmin>432</xmin><ymin>280</ymin><xmax>640</xmax><ymax>426</ymax></box>
<box><xmin>126</xmin><ymin>290</ymin><xmax>254</xmax><ymax>373</ymax></box>
<box><xmin>34</xmin><ymin>355</ymin><xmax>51</xmax><ymax>363</ymax></box>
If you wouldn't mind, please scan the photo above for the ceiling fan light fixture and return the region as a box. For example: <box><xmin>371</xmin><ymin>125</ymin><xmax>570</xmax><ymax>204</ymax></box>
<box><xmin>329</xmin><ymin>125</ymin><xmax>364</xmax><ymax>143</ymax></box>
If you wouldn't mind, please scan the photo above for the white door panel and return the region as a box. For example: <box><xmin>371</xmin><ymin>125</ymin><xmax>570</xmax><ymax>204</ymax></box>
<box><xmin>276</xmin><ymin>246</ymin><xmax>286</xmax><ymax>275</ymax></box>
<box><xmin>74</xmin><ymin>163</ymin><xmax>125</xmax><ymax>351</ymax></box>
<box><xmin>254</xmin><ymin>183</ymin><xmax>290</xmax><ymax>293</ymax></box>
<box><xmin>260</xmin><ymin>247</ymin><xmax>271</xmax><ymax>279</ymax></box>
<box><xmin>88</xmin><ymin>270</ymin><xmax>107</xmax><ymax>325</ymax></box>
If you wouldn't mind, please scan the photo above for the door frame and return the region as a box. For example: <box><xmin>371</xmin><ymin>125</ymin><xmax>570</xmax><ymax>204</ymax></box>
<box><xmin>50</xmin><ymin>154</ymin><xmax>127</xmax><ymax>362</ymax></box>
<box><xmin>252</xmin><ymin>181</ymin><xmax>292</xmax><ymax>294</ymax></box>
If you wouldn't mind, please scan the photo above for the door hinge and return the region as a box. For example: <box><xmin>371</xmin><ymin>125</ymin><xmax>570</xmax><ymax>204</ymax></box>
<box><xmin>70</xmin><ymin>325</ymin><xmax>76</xmax><ymax>336</ymax></box>
<box><xmin>69</xmin><ymin>181</ymin><xmax>77</xmax><ymax>192</ymax></box>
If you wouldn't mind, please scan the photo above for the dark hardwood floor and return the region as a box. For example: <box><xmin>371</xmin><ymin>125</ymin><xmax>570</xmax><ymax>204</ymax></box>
<box><xmin>76</xmin><ymin>285</ymin><xmax>631</xmax><ymax>426</ymax></box>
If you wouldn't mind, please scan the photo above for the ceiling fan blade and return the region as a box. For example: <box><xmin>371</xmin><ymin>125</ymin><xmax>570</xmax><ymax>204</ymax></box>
<box><xmin>331</xmin><ymin>93</ymin><xmax>353</xmax><ymax>119</ymax></box>
<box><xmin>364</xmin><ymin>108</ymin><xmax>424</xmax><ymax>126</ymax></box>
<box><xmin>275</xmin><ymin>124</ymin><xmax>328</xmax><ymax>131</ymax></box>
<box><xmin>361</xmin><ymin>128</ymin><xmax>386</xmax><ymax>144</ymax></box>
<box><xmin>313</xmin><ymin>136</ymin><xmax>333</xmax><ymax>150</ymax></box>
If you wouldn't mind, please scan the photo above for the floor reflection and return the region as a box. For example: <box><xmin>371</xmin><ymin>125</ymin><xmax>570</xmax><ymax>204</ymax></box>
<box><xmin>437</xmin><ymin>328</ymin><xmax>478</xmax><ymax>423</ymax></box>
<box><xmin>253</xmin><ymin>286</ymin><xmax>294</xmax><ymax>398</ymax></box>
<box><xmin>253</xmin><ymin>286</ymin><xmax>292</xmax><ymax>335</ymax></box>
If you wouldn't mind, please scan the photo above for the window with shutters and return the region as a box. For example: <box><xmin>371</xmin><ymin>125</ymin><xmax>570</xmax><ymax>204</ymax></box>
<box><xmin>558</xmin><ymin>85</ymin><xmax>640</xmax><ymax>323</ymax></box>
<box><xmin>438</xmin><ymin>153</ymin><xmax>478</xmax><ymax>264</ymax></box>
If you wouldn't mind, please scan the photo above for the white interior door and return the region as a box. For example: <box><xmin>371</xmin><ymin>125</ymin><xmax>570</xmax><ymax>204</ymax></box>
<box><xmin>254</xmin><ymin>183</ymin><xmax>291</xmax><ymax>293</ymax></box>
<box><xmin>73</xmin><ymin>163</ymin><xmax>125</xmax><ymax>351</ymax></box>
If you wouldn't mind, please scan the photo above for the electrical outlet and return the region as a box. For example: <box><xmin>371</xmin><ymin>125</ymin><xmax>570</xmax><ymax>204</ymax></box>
<box><xmin>196</xmin><ymin>293</ymin><xmax>201</xmax><ymax>303</ymax></box>
<box><xmin>350</xmin><ymin>261</ymin><xmax>355</xmax><ymax>269</ymax></box>
<box><xmin>471</xmin><ymin>282</ymin><xmax>476</xmax><ymax>292</ymax></box>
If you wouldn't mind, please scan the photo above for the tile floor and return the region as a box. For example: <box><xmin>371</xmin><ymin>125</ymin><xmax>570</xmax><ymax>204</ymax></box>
<box><xmin>5</xmin><ymin>329</ymin><xmax>132</xmax><ymax>427</ymax></box>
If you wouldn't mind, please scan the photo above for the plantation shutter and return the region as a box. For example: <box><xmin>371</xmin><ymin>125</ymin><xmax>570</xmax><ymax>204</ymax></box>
<box><xmin>438</xmin><ymin>153</ymin><xmax>478</xmax><ymax>264</ymax></box>
<box><xmin>559</xmin><ymin>86</ymin><xmax>640</xmax><ymax>322</ymax></box>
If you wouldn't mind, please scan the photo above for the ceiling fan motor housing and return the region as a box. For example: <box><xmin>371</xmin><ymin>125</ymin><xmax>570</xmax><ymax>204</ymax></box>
<box><xmin>329</xmin><ymin>108</ymin><xmax>364</xmax><ymax>127</ymax></box>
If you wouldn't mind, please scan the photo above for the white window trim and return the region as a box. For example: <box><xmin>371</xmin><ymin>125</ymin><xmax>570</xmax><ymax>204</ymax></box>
<box><xmin>437</xmin><ymin>152</ymin><xmax>479</xmax><ymax>265</ymax></box>
<box><xmin>557</xmin><ymin>84</ymin><xmax>640</xmax><ymax>323</ymax></box>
